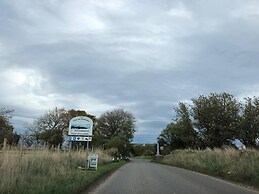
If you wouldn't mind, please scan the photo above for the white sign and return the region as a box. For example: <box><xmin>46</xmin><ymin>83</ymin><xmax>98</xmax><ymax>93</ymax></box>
<box><xmin>68</xmin><ymin>116</ymin><xmax>93</xmax><ymax>136</ymax></box>
<box><xmin>68</xmin><ymin>136</ymin><xmax>92</xmax><ymax>141</ymax></box>
<box><xmin>88</xmin><ymin>154</ymin><xmax>98</xmax><ymax>170</ymax></box>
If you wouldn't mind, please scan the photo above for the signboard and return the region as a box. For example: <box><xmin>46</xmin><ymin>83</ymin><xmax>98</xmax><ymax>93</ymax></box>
<box><xmin>68</xmin><ymin>116</ymin><xmax>93</xmax><ymax>136</ymax></box>
<box><xmin>88</xmin><ymin>154</ymin><xmax>98</xmax><ymax>170</ymax></box>
<box><xmin>68</xmin><ymin>136</ymin><xmax>92</xmax><ymax>142</ymax></box>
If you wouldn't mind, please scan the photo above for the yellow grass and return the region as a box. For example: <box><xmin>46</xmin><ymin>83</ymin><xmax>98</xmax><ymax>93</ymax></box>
<box><xmin>0</xmin><ymin>148</ymin><xmax>112</xmax><ymax>194</ymax></box>
<box><xmin>158</xmin><ymin>148</ymin><xmax>259</xmax><ymax>189</ymax></box>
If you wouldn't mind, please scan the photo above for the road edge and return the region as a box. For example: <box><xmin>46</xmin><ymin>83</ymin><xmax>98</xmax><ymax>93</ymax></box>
<box><xmin>152</xmin><ymin>160</ymin><xmax>259</xmax><ymax>193</ymax></box>
<box><xmin>80</xmin><ymin>160</ymin><xmax>129</xmax><ymax>194</ymax></box>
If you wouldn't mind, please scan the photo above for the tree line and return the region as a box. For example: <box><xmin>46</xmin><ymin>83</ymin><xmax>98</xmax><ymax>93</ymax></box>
<box><xmin>0</xmin><ymin>107</ymin><xmax>136</xmax><ymax>157</ymax></box>
<box><xmin>158</xmin><ymin>92</ymin><xmax>259</xmax><ymax>153</ymax></box>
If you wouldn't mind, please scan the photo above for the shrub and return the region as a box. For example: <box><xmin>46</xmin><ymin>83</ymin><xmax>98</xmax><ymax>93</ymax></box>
<box><xmin>157</xmin><ymin>148</ymin><xmax>259</xmax><ymax>189</ymax></box>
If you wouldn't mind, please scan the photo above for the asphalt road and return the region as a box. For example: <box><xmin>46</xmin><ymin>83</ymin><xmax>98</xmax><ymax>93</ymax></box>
<box><xmin>89</xmin><ymin>159</ymin><xmax>258</xmax><ymax>194</ymax></box>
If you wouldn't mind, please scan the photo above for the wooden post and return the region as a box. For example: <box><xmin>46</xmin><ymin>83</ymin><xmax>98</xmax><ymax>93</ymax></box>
<box><xmin>3</xmin><ymin>138</ymin><xmax>7</xmax><ymax>151</ymax></box>
<box><xmin>57</xmin><ymin>143</ymin><xmax>60</xmax><ymax>152</ymax></box>
<box><xmin>20</xmin><ymin>137</ymin><xmax>23</xmax><ymax>157</ymax></box>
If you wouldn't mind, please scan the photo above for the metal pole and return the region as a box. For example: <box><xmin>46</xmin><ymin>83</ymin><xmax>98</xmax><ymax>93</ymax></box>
<box><xmin>85</xmin><ymin>141</ymin><xmax>89</xmax><ymax>169</ymax></box>
<box><xmin>69</xmin><ymin>141</ymin><xmax>72</xmax><ymax>157</ymax></box>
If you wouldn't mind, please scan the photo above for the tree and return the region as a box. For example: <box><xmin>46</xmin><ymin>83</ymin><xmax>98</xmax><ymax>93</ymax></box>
<box><xmin>158</xmin><ymin>102</ymin><xmax>198</xmax><ymax>151</ymax></box>
<box><xmin>66</xmin><ymin>109</ymin><xmax>96</xmax><ymax>123</ymax></box>
<box><xmin>158</xmin><ymin>122</ymin><xmax>186</xmax><ymax>151</ymax></box>
<box><xmin>174</xmin><ymin>102</ymin><xmax>198</xmax><ymax>148</ymax></box>
<box><xmin>191</xmin><ymin>93</ymin><xmax>240</xmax><ymax>148</ymax></box>
<box><xmin>131</xmin><ymin>144</ymin><xmax>155</xmax><ymax>156</ymax></box>
<box><xmin>25</xmin><ymin>107</ymin><xmax>68</xmax><ymax>147</ymax></box>
<box><xmin>24</xmin><ymin>108</ymin><xmax>96</xmax><ymax>148</ymax></box>
<box><xmin>95</xmin><ymin>108</ymin><xmax>136</xmax><ymax>156</ymax></box>
<box><xmin>0</xmin><ymin>108</ymin><xmax>20</xmax><ymax>146</ymax></box>
<box><xmin>22</xmin><ymin>129</ymin><xmax>36</xmax><ymax>147</ymax></box>
<box><xmin>240</xmin><ymin>97</ymin><xmax>259</xmax><ymax>147</ymax></box>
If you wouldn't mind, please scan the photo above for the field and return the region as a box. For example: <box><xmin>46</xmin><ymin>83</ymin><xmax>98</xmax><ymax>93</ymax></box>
<box><xmin>0</xmin><ymin>148</ymin><xmax>125</xmax><ymax>194</ymax></box>
<box><xmin>155</xmin><ymin>148</ymin><xmax>259</xmax><ymax>190</ymax></box>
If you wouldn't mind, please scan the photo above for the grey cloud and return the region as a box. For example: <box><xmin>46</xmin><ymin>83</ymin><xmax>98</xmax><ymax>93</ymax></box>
<box><xmin>1</xmin><ymin>0</ymin><xmax>259</xmax><ymax>143</ymax></box>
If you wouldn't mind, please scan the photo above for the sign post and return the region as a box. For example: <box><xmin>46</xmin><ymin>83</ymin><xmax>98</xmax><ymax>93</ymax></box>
<box><xmin>68</xmin><ymin>116</ymin><xmax>94</xmax><ymax>170</ymax></box>
<box><xmin>68</xmin><ymin>116</ymin><xmax>93</xmax><ymax>136</ymax></box>
<box><xmin>85</xmin><ymin>141</ymin><xmax>89</xmax><ymax>169</ymax></box>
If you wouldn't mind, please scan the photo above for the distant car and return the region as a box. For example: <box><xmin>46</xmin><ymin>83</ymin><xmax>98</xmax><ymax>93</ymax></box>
<box><xmin>123</xmin><ymin>156</ymin><xmax>130</xmax><ymax>161</ymax></box>
<box><xmin>112</xmin><ymin>157</ymin><xmax>119</xmax><ymax>162</ymax></box>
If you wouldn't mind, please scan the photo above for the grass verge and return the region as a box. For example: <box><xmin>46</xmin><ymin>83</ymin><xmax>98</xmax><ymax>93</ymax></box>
<box><xmin>42</xmin><ymin>160</ymin><xmax>127</xmax><ymax>194</ymax></box>
<box><xmin>153</xmin><ymin>148</ymin><xmax>259</xmax><ymax>190</ymax></box>
<box><xmin>0</xmin><ymin>149</ymin><xmax>127</xmax><ymax>194</ymax></box>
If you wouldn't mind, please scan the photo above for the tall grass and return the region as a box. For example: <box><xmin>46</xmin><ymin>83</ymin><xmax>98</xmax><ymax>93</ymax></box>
<box><xmin>157</xmin><ymin>148</ymin><xmax>259</xmax><ymax>189</ymax></box>
<box><xmin>0</xmin><ymin>148</ymin><xmax>113</xmax><ymax>194</ymax></box>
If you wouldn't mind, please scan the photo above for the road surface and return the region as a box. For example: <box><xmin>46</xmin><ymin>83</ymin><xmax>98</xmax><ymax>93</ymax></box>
<box><xmin>89</xmin><ymin>159</ymin><xmax>258</xmax><ymax>194</ymax></box>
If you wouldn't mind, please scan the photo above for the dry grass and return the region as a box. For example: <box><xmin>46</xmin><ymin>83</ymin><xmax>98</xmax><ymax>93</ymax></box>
<box><xmin>0</xmin><ymin>148</ymin><xmax>112</xmax><ymax>194</ymax></box>
<box><xmin>157</xmin><ymin>148</ymin><xmax>259</xmax><ymax>189</ymax></box>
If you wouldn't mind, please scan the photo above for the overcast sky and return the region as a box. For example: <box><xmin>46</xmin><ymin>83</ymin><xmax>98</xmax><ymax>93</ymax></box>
<box><xmin>1</xmin><ymin>0</ymin><xmax>259</xmax><ymax>143</ymax></box>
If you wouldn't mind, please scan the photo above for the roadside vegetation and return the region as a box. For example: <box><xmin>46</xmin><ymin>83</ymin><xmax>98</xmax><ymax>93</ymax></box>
<box><xmin>154</xmin><ymin>148</ymin><xmax>259</xmax><ymax>189</ymax></box>
<box><xmin>131</xmin><ymin>144</ymin><xmax>155</xmax><ymax>157</ymax></box>
<box><xmin>0</xmin><ymin>107</ymin><xmax>135</xmax><ymax>194</ymax></box>
<box><xmin>0</xmin><ymin>148</ymin><xmax>126</xmax><ymax>194</ymax></box>
<box><xmin>0</xmin><ymin>107</ymin><xmax>134</xmax><ymax>194</ymax></box>
<box><xmin>155</xmin><ymin>92</ymin><xmax>259</xmax><ymax>189</ymax></box>
<box><xmin>158</xmin><ymin>93</ymin><xmax>259</xmax><ymax>151</ymax></box>
<box><xmin>0</xmin><ymin>108</ymin><xmax>136</xmax><ymax>159</ymax></box>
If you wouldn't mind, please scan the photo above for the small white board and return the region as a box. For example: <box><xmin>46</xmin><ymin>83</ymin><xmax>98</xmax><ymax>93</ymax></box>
<box><xmin>88</xmin><ymin>154</ymin><xmax>98</xmax><ymax>170</ymax></box>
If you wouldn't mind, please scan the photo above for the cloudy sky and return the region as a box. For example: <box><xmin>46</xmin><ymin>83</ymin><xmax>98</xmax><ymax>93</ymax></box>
<box><xmin>1</xmin><ymin>0</ymin><xmax>259</xmax><ymax>143</ymax></box>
